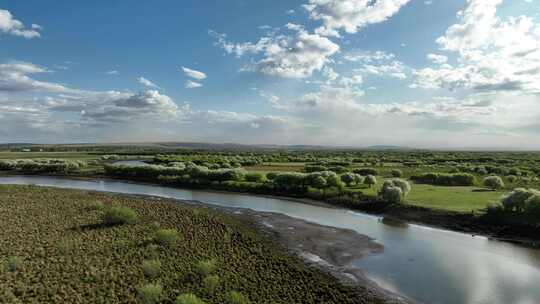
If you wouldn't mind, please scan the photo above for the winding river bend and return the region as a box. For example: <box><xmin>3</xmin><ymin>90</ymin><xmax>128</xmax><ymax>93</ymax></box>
<box><xmin>1</xmin><ymin>176</ymin><xmax>539</xmax><ymax>304</ymax></box>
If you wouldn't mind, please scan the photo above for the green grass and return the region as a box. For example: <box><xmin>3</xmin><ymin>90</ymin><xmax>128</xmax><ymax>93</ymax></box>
<box><xmin>405</xmin><ymin>184</ymin><xmax>505</xmax><ymax>212</ymax></box>
<box><xmin>347</xmin><ymin>179</ymin><xmax>505</xmax><ymax>212</ymax></box>
<box><xmin>0</xmin><ymin>185</ymin><xmax>370</xmax><ymax>304</ymax></box>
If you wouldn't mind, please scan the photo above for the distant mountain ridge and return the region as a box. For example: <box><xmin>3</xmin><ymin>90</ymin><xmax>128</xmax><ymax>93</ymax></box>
<box><xmin>0</xmin><ymin>142</ymin><xmax>415</xmax><ymax>151</ymax></box>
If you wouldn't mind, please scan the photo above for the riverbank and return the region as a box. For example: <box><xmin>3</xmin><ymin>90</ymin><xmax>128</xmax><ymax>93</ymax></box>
<box><xmin>0</xmin><ymin>184</ymin><xmax>410</xmax><ymax>304</ymax></box>
<box><xmin>2</xmin><ymin>171</ymin><xmax>539</xmax><ymax>247</ymax></box>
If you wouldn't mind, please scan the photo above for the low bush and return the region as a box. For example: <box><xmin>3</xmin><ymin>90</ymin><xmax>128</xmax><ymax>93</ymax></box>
<box><xmin>202</xmin><ymin>275</ymin><xmax>220</xmax><ymax>294</ymax></box>
<box><xmin>137</xmin><ymin>284</ymin><xmax>163</xmax><ymax>304</ymax></box>
<box><xmin>244</xmin><ymin>172</ymin><xmax>265</xmax><ymax>183</ymax></box>
<box><xmin>381</xmin><ymin>186</ymin><xmax>403</xmax><ymax>204</ymax></box>
<box><xmin>102</xmin><ymin>206</ymin><xmax>138</xmax><ymax>225</ymax></box>
<box><xmin>154</xmin><ymin>229</ymin><xmax>180</xmax><ymax>246</ymax></box>
<box><xmin>195</xmin><ymin>259</ymin><xmax>217</xmax><ymax>277</ymax></box>
<box><xmin>226</xmin><ymin>291</ymin><xmax>250</xmax><ymax>304</ymax></box>
<box><xmin>142</xmin><ymin>259</ymin><xmax>161</xmax><ymax>278</ymax></box>
<box><xmin>390</xmin><ymin>169</ymin><xmax>403</xmax><ymax>177</ymax></box>
<box><xmin>501</xmin><ymin>188</ymin><xmax>540</xmax><ymax>212</ymax></box>
<box><xmin>7</xmin><ymin>256</ymin><xmax>23</xmax><ymax>272</ymax></box>
<box><xmin>379</xmin><ymin>179</ymin><xmax>411</xmax><ymax>204</ymax></box>
<box><xmin>176</xmin><ymin>294</ymin><xmax>207</xmax><ymax>304</ymax></box>
<box><xmin>354</xmin><ymin>168</ymin><xmax>379</xmax><ymax>176</ymax></box>
<box><xmin>483</xmin><ymin>176</ymin><xmax>505</xmax><ymax>190</ymax></box>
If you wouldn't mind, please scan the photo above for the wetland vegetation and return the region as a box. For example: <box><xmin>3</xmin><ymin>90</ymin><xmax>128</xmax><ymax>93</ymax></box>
<box><xmin>0</xmin><ymin>184</ymin><xmax>384</xmax><ymax>304</ymax></box>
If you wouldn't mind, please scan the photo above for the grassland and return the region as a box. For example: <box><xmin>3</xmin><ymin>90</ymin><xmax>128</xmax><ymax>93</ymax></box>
<box><xmin>0</xmin><ymin>185</ymin><xmax>377</xmax><ymax>304</ymax></box>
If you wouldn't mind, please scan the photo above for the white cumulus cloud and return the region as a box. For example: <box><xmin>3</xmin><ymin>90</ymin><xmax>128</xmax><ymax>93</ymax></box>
<box><xmin>0</xmin><ymin>9</ymin><xmax>41</xmax><ymax>39</ymax></box>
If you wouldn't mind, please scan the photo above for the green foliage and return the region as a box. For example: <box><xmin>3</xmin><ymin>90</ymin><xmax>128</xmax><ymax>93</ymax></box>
<box><xmin>142</xmin><ymin>259</ymin><xmax>161</xmax><ymax>278</ymax></box>
<box><xmin>154</xmin><ymin>229</ymin><xmax>181</xmax><ymax>246</ymax></box>
<box><xmin>138</xmin><ymin>284</ymin><xmax>163</xmax><ymax>304</ymax></box>
<box><xmin>202</xmin><ymin>275</ymin><xmax>220</xmax><ymax>294</ymax></box>
<box><xmin>524</xmin><ymin>195</ymin><xmax>540</xmax><ymax>218</ymax></box>
<box><xmin>195</xmin><ymin>259</ymin><xmax>217</xmax><ymax>277</ymax></box>
<box><xmin>381</xmin><ymin>186</ymin><xmax>403</xmax><ymax>204</ymax></box>
<box><xmin>6</xmin><ymin>256</ymin><xmax>23</xmax><ymax>272</ymax></box>
<box><xmin>354</xmin><ymin>168</ymin><xmax>379</xmax><ymax>176</ymax></box>
<box><xmin>483</xmin><ymin>176</ymin><xmax>505</xmax><ymax>190</ymax></box>
<box><xmin>0</xmin><ymin>185</ymin><xmax>380</xmax><ymax>304</ymax></box>
<box><xmin>340</xmin><ymin>173</ymin><xmax>355</xmax><ymax>186</ymax></box>
<box><xmin>501</xmin><ymin>188</ymin><xmax>540</xmax><ymax>212</ymax></box>
<box><xmin>102</xmin><ymin>206</ymin><xmax>138</xmax><ymax>225</ymax></box>
<box><xmin>265</xmin><ymin>172</ymin><xmax>277</xmax><ymax>180</ymax></box>
<box><xmin>364</xmin><ymin>175</ymin><xmax>377</xmax><ymax>188</ymax></box>
<box><xmin>175</xmin><ymin>294</ymin><xmax>207</xmax><ymax>304</ymax></box>
<box><xmin>0</xmin><ymin>158</ymin><xmax>85</xmax><ymax>174</ymax></box>
<box><xmin>244</xmin><ymin>172</ymin><xmax>265</xmax><ymax>183</ymax></box>
<box><xmin>226</xmin><ymin>291</ymin><xmax>250</xmax><ymax>304</ymax></box>
<box><xmin>411</xmin><ymin>172</ymin><xmax>476</xmax><ymax>186</ymax></box>
<box><xmin>391</xmin><ymin>169</ymin><xmax>403</xmax><ymax>177</ymax></box>
<box><xmin>88</xmin><ymin>201</ymin><xmax>105</xmax><ymax>211</ymax></box>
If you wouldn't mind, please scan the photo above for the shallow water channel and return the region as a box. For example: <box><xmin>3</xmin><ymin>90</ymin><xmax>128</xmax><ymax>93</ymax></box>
<box><xmin>1</xmin><ymin>175</ymin><xmax>539</xmax><ymax>304</ymax></box>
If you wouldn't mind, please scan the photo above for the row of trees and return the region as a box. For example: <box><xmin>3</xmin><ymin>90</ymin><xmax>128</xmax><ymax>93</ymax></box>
<box><xmin>411</xmin><ymin>172</ymin><xmax>476</xmax><ymax>186</ymax></box>
<box><xmin>0</xmin><ymin>159</ymin><xmax>86</xmax><ymax>174</ymax></box>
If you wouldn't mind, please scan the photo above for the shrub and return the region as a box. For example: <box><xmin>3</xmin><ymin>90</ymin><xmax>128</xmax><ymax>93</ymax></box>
<box><xmin>328</xmin><ymin>166</ymin><xmax>348</xmax><ymax>174</ymax></box>
<box><xmin>226</xmin><ymin>291</ymin><xmax>250</xmax><ymax>304</ymax></box>
<box><xmin>507</xmin><ymin>175</ymin><xmax>518</xmax><ymax>183</ymax></box>
<box><xmin>354</xmin><ymin>168</ymin><xmax>379</xmax><ymax>176</ymax></box>
<box><xmin>138</xmin><ymin>284</ymin><xmax>163</xmax><ymax>304</ymax></box>
<box><xmin>389</xmin><ymin>178</ymin><xmax>411</xmax><ymax>196</ymax></box>
<box><xmin>379</xmin><ymin>179</ymin><xmax>411</xmax><ymax>204</ymax></box>
<box><xmin>304</xmin><ymin>165</ymin><xmax>327</xmax><ymax>173</ymax></box>
<box><xmin>390</xmin><ymin>169</ymin><xmax>403</xmax><ymax>177</ymax></box>
<box><xmin>7</xmin><ymin>256</ymin><xmax>23</xmax><ymax>272</ymax></box>
<box><xmin>195</xmin><ymin>259</ymin><xmax>217</xmax><ymax>277</ymax></box>
<box><xmin>265</xmin><ymin>172</ymin><xmax>277</xmax><ymax>180</ymax></box>
<box><xmin>410</xmin><ymin>172</ymin><xmax>476</xmax><ymax>186</ymax></box>
<box><xmin>501</xmin><ymin>188</ymin><xmax>540</xmax><ymax>212</ymax></box>
<box><xmin>483</xmin><ymin>176</ymin><xmax>505</xmax><ymax>190</ymax></box>
<box><xmin>381</xmin><ymin>186</ymin><xmax>403</xmax><ymax>204</ymax></box>
<box><xmin>340</xmin><ymin>173</ymin><xmax>355</xmax><ymax>186</ymax></box>
<box><xmin>142</xmin><ymin>259</ymin><xmax>161</xmax><ymax>278</ymax></box>
<box><xmin>175</xmin><ymin>294</ymin><xmax>206</xmax><ymax>304</ymax></box>
<box><xmin>154</xmin><ymin>229</ymin><xmax>180</xmax><ymax>246</ymax></box>
<box><xmin>88</xmin><ymin>201</ymin><xmax>105</xmax><ymax>211</ymax></box>
<box><xmin>307</xmin><ymin>174</ymin><xmax>327</xmax><ymax>189</ymax></box>
<box><xmin>364</xmin><ymin>175</ymin><xmax>377</xmax><ymax>188</ymax></box>
<box><xmin>245</xmin><ymin>172</ymin><xmax>265</xmax><ymax>183</ymax></box>
<box><xmin>353</xmin><ymin>174</ymin><xmax>364</xmax><ymax>185</ymax></box>
<box><xmin>203</xmin><ymin>275</ymin><xmax>220</xmax><ymax>294</ymax></box>
<box><xmin>102</xmin><ymin>206</ymin><xmax>138</xmax><ymax>225</ymax></box>
<box><xmin>525</xmin><ymin>195</ymin><xmax>540</xmax><ymax>218</ymax></box>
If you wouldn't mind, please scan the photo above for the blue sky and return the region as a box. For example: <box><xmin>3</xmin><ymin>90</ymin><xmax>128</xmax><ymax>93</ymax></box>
<box><xmin>1</xmin><ymin>0</ymin><xmax>540</xmax><ymax>149</ymax></box>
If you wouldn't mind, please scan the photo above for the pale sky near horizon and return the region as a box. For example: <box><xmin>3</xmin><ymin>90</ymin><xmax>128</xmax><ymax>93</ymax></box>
<box><xmin>1</xmin><ymin>0</ymin><xmax>540</xmax><ymax>149</ymax></box>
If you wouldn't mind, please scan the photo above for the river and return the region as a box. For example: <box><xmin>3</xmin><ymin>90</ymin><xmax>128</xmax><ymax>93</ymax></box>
<box><xmin>0</xmin><ymin>175</ymin><xmax>539</xmax><ymax>304</ymax></box>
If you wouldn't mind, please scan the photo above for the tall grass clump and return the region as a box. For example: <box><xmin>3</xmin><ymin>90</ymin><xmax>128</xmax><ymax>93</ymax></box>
<box><xmin>102</xmin><ymin>206</ymin><xmax>138</xmax><ymax>225</ymax></box>
<box><xmin>154</xmin><ymin>229</ymin><xmax>181</xmax><ymax>246</ymax></box>
<box><xmin>203</xmin><ymin>275</ymin><xmax>220</xmax><ymax>294</ymax></box>
<box><xmin>138</xmin><ymin>284</ymin><xmax>163</xmax><ymax>304</ymax></box>
<box><xmin>226</xmin><ymin>291</ymin><xmax>250</xmax><ymax>304</ymax></box>
<box><xmin>175</xmin><ymin>293</ymin><xmax>207</xmax><ymax>304</ymax></box>
<box><xmin>195</xmin><ymin>259</ymin><xmax>217</xmax><ymax>277</ymax></box>
<box><xmin>7</xmin><ymin>256</ymin><xmax>23</xmax><ymax>272</ymax></box>
<box><xmin>142</xmin><ymin>259</ymin><xmax>161</xmax><ymax>278</ymax></box>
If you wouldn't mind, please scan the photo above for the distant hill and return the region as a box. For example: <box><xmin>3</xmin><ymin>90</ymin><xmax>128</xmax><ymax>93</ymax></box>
<box><xmin>0</xmin><ymin>142</ymin><xmax>416</xmax><ymax>152</ymax></box>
